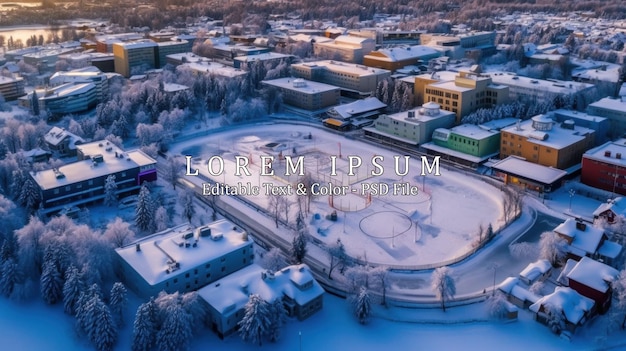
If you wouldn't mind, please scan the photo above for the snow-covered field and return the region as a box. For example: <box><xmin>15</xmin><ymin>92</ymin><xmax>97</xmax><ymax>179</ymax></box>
<box><xmin>171</xmin><ymin>124</ymin><xmax>504</xmax><ymax>267</ymax></box>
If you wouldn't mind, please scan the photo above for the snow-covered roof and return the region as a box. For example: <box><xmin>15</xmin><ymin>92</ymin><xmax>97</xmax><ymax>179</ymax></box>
<box><xmin>598</xmin><ymin>240</ymin><xmax>622</xmax><ymax>260</ymax></box>
<box><xmin>448</xmin><ymin>123</ymin><xmax>498</xmax><ymax>140</ymax></box>
<box><xmin>583</xmin><ymin>139</ymin><xmax>626</xmax><ymax>168</ymax></box>
<box><xmin>112</xmin><ymin>40</ymin><xmax>158</xmax><ymax>50</ymax></box>
<box><xmin>198</xmin><ymin>263</ymin><xmax>324</xmax><ymax>315</ymax></box>
<box><xmin>488</xmin><ymin>72</ymin><xmax>594</xmax><ymax>95</ymax></box>
<box><xmin>365</xmin><ymin>45</ymin><xmax>439</xmax><ymax>62</ymax></box>
<box><xmin>529</xmin><ymin>287</ymin><xmax>594</xmax><ymax>325</ymax></box>
<box><xmin>293</xmin><ymin>60</ymin><xmax>390</xmax><ymax>77</ymax></box>
<box><xmin>178</xmin><ymin>61</ymin><xmax>247</xmax><ymax>78</ymax></box>
<box><xmin>43</xmin><ymin>126</ymin><xmax>83</xmax><ymax>147</ymax></box>
<box><xmin>553</xmin><ymin>218</ymin><xmax>604</xmax><ymax>255</ymax></box>
<box><xmin>31</xmin><ymin>141</ymin><xmax>155</xmax><ymax>190</ymax></box>
<box><xmin>593</xmin><ymin>196</ymin><xmax>626</xmax><ymax>218</ymax></box>
<box><xmin>497</xmin><ymin>277</ymin><xmax>540</xmax><ymax>303</ymax></box>
<box><xmin>162</xmin><ymin>83</ymin><xmax>189</xmax><ymax>93</ymax></box>
<box><xmin>501</xmin><ymin>116</ymin><xmax>594</xmax><ymax>150</ymax></box>
<box><xmin>587</xmin><ymin>97</ymin><xmax>626</xmax><ymax>113</ymax></box>
<box><xmin>327</xmin><ymin>97</ymin><xmax>386</xmax><ymax>119</ymax></box>
<box><xmin>567</xmin><ymin>257</ymin><xmax>619</xmax><ymax>293</ymax></box>
<box><xmin>233</xmin><ymin>52</ymin><xmax>293</xmax><ymax>63</ymax></box>
<box><xmin>491</xmin><ymin>156</ymin><xmax>567</xmax><ymax>185</ymax></box>
<box><xmin>557</xmin><ymin>259</ymin><xmax>578</xmax><ymax>286</ymax></box>
<box><xmin>479</xmin><ymin>118</ymin><xmax>518</xmax><ymax>131</ymax></box>
<box><xmin>519</xmin><ymin>259</ymin><xmax>552</xmax><ymax>283</ymax></box>
<box><xmin>427</xmin><ymin>80</ymin><xmax>473</xmax><ymax>93</ymax></box>
<box><xmin>334</xmin><ymin>35</ymin><xmax>374</xmax><ymax>46</ymax></box>
<box><xmin>551</xmin><ymin>109</ymin><xmax>606</xmax><ymax>123</ymax></box>
<box><xmin>262</xmin><ymin>77</ymin><xmax>339</xmax><ymax>94</ymax></box>
<box><xmin>116</xmin><ymin>220</ymin><xmax>251</xmax><ymax>285</ymax></box>
<box><xmin>39</xmin><ymin>83</ymin><xmax>96</xmax><ymax>100</ymax></box>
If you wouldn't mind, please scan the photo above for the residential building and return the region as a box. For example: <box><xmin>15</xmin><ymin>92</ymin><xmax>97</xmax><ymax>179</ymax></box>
<box><xmin>43</xmin><ymin>127</ymin><xmax>84</xmax><ymax>157</ymax></box>
<box><xmin>419</xmin><ymin>69</ymin><xmax>509</xmax><ymax>123</ymax></box>
<box><xmin>112</xmin><ymin>40</ymin><xmax>158</xmax><ymax>78</ymax></box>
<box><xmin>363</xmin><ymin>102</ymin><xmax>455</xmax><ymax>146</ymax></box>
<box><xmin>490</xmin><ymin>156</ymin><xmax>567</xmax><ymax>193</ymax></box>
<box><xmin>0</xmin><ymin>74</ymin><xmax>25</xmax><ymax>100</ymax></box>
<box><xmin>587</xmin><ymin>97</ymin><xmax>626</xmax><ymax>139</ymax></box>
<box><xmin>420</xmin><ymin>31</ymin><xmax>496</xmax><ymax>59</ymax></box>
<box><xmin>500</xmin><ymin>115</ymin><xmax>595</xmax><ymax>169</ymax></box>
<box><xmin>313</xmin><ymin>35</ymin><xmax>376</xmax><ymax>64</ymax></box>
<box><xmin>156</xmin><ymin>40</ymin><xmax>190</xmax><ymax>68</ymax></box>
<box><xmin>562</xmin><ymin>257</ymin><xmax>619</xmax><ymax>313</ymax></box>
<box><xmin>553</xmin><ymin>218</ymin><xmax>622</xmax><ymax>266</ymax></box>
<box><xmin>198</xmin><ymin>263</ymin><xmax>324</xmax><ymax>338</ymax></box>
<box><xmin>49</xmin><ymin>67</ymin><xmax>109</xmax><ymax>102</ymax></box>
<box><xmin>519</xmin><ymin>259</ymin><xmax>552</xmax><ymax>286</ymax></box>
<box><xmin>116</xmin><ymin>220</ymin><xmax>254</xmax><ymax>297</ymax></box>
<box><xmin>291</xmin><ymin>60</ymin><xmax>391</xmax><ymax>97</ymax></box>
<box><xmin>323</xmin><ymin>97</ymin><xmax>386</xmax><ymax>130</ymax></box>
<box><xmin>593</xmin><ymin>197</ymin><xmax>626</xmax><ymax>224</ymax></box>
<box><xmin>497</xmin><ymin>277</ymin><xmax>540</xmax><ymax>309</ymax></box>
<box><xmin>363</xmin><ymin>45</ymin><xmax>440</xmax><ymax>72</ymax></box>
<box><xmin>424</xmin><ymin>118</ymin><xmax>516</xmax><ymax>166</ymax></box>
<box><xmin>261</xmin><ymin>77</ymin><xmax>340</xmax><ymax>111</ymax></box>
<box><xmin>30</xmin><ymin>140</ymin><xmax>156</xmax><ymax>214</ymax></box>
<box><xmin>582</xmin><ymin>139</ymin><xmax>626</xmax><ymax>197</ymax></box>
<box><xmin>488</xmin><ymin>72</ymin><xmax>594</xmax><ymax>105</ymax></box>
<box><xmin>529</xmin><ymin>287</ymin><xmax>595</xmax><ymax>333</ymax></box>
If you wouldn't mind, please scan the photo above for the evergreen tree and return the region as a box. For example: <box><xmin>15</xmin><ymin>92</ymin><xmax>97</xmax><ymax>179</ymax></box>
<box><xmin>353</xmin><ymin>286</ymin><xmax>371</xmax><ymax>324</ymax></box>
<box><xmin>40</xmin><ymin>256</ymin><xmax>63</xmax><ymax>304</ymax></box>
<box><xmin>76</xmin><ymin>283</ymin><xmax>102</xmax><ymax>335</ymax></box>
<box><xmin>0</xmin><ymin>232</ymin><xmax>17</xmax><ymax>262</ymax></box>
<box><xmin>268</xmin><ymin>298</ymin><xmax>287</xmax><ymax>342</ymax></box>
<box><xmin>135</xmin><ymin>184</ymin><xmax>154</xmax><ymax>232</ymax></box>
<box><xmin>0</xmin><ymin>257</ymin><xmax>19</xmax><ymax>297</ymax></box>
<box><xmin>156</xmin><ymin>303</ymin><xmax>192</xmax><ymax>351</ymax></box>
<box><xmin>290</xmin><ymin>229</ymin><xmax>307</xmax><ymax>264</ymax></box>
<box><xmin>93</xmin><ymin>299</ymin><xmax>118</xmax><ymax>351</ymax></box>
<box><xmin>239</xmin><ymin>294</ymin><xmax>271</xmax><ymax>346</ymax></box>
<box><xmin>31</xmin><ymin>90</ymin><xmax>39</xmax><ymax>116</ymax></box>
<box><xmin>19</xmin><ymin>178</ymin><xmax>40</xmax><ymax>211</ymax></box>
<box><xmin>132</xmin><ymin>302</ymin><xmax>157</xmax><ymax>351</ymax></box>
<box><xmin>103</xmin><ymin>175</ymin><xmax>118</xmax><ymax>207</ymax></box>
<box><xmin>63</xmin><ymin>266</ymin><xmax>85</xmax><ymax>315</ymax></box>
<box><xmin>109</xmin><ymin>282</ymin><xmax>128</xmax><ymax>326</ymax></box>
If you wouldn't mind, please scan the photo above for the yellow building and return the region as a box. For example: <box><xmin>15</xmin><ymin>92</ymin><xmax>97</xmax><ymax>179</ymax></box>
<box><xmin>112</xmin><ymin>40</ymin><xmax>158</xmax><ymax>78</ymax></box>
<box><xmin>500</xmin><ymin>115</ymin><xmax>595</xmax><ymax>170</ymax></box>
<box><xmin>417</xmin><ymin>69</ymin><xmax>509</xmax><ymax>124</ymax></box>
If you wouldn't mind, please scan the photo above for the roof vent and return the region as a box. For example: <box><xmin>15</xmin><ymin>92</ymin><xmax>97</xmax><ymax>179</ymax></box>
<box><xmin>575</xmin><ymin>220</ymin><xmax>587</xmax><ymax>231</ymax></box>
<box><xmin>617</xmin><ymin>153</ymin><xmax>622</xmax><ymax>159</ymax></box>
<box><xmin>605</xmin><ymin>151</ymin><xmax>612</xmax><ymax>157</ymax></box>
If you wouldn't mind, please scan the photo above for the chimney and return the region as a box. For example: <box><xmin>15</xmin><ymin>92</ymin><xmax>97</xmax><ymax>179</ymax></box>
<box><xmin>605</xmin><ymin>151</ymin><xmax>612</xmax><ymax>157</ymax></box>
<box><xmin>575</xmin><ymin>220</ymin><xmax>586</xmax><ymax>231</ymax></box>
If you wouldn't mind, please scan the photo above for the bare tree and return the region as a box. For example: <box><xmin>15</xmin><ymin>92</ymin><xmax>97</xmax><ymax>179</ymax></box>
<box><xmin>261</xmin><ymin>248</ymin><xmax>286</xmax><ymax>274</ymax></box>
<box><xmin>431</xmin><ymin>266</ymin><xmax>456</xmax><ymax>312</ymax></box>
<box><xmin>267</xmin><ymin>193</ymin><xmax>282</xmax><ymax>228</ymax></box>
<box><xmin>163</xmin><ymin>157</ymin><xmax>182</xmax><ymax>190</ymax></box>
<box><xmin>370</xmin><ymin>266</ymin><xmax>390</xmax><ymax>306</ymax></box>
<box><xmin>328</xmin><ymin>238</ymin><xmax>347</xmax><ymax>279</ymax></box>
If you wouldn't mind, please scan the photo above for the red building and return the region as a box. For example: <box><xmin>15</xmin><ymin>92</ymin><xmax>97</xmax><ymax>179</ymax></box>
<box><xmin>564</xmin><ymin>257</ymin><xmax>619</xmax><ymax>314</ymax></box>
<box><xmin>581</xmin><ymin>139</ymin><xmax>626</xmax><ymax>196</ymax></box>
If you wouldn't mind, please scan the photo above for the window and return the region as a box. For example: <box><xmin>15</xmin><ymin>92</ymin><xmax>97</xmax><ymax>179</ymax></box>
<box><xmin>174</xmin><ymin>278</ymin><xmax>178</xmax><ymax>284</ymax></box>
<box><xmin>221</xmin><ymin>267</ymin><xmax>226</xmax><ymax>272</ymax></box>
<box><xmin>185</xmin><ymin>273</ymin><xmax>190</xmax><ymax>278</ymax></box>
<box><xmin>54</xmin><ymin>189</ymin><xmax>59</xmax><ymax>194</ymax></box>
<box><xmin>220</xmin><ymin>257</ymin><xmax>226</xmax><ymax>262</ymax></box>
<box><xmin>206</xmin><ymin>273</ymin><xmax>211</xmax><ymax>278</ymax></box>
<box><xmin>65</xmin><ymin>186</ymin><xmax>71</xmax><ymax>191</ymax></box>
<box><xmin>205</xmin><ymin>263</ymin><xmax>210</xmax><ymax>269</ymax></box>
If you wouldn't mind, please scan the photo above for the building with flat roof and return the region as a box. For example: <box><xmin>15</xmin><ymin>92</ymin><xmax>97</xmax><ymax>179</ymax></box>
<box><xmin>313</xmin><ymin>35</ymin><xmax>376</xmax><ymax>64</ymax></box>
<box><xmin>198</xmin><ymin>263</ymin><xmax>324</xmax><ymax>338</ymax></box>
<box><xmin>587</xmin><ymin>97</ymin><xmax>626</xmax><ymax>139</ymax></box>
<box><xmin>364</xmin><ymin>102</ymin><xmax>455</xmax><ymax>146</ymax></box>
<box><xmin>420</xmin><ymin>31</ymin><xmax>496</xmax><ymax>59</ymax></box>
<box><xmin>0</xmin><ymin>74</ymin><xmax>25</xmax><ymax>101</ymax></box>
<box><xmin>176</xmin><ymin>59</ymin><xmax>248</xmax><ymax>79</ymax></box>
<box><xmin>23</xmin><ymin>47</ymin><xmax>80</xmax><ymax>72</ymax></box>
<box><xmin>30</xmin><ymin>140</ymin><xmax>157</xmax><ymax>214</ymax></box>
<box><xmin>500</xmin><ymin>114</ymin><xmax>595</xmax><ymax>170</ymax></box>
<box><xmin>233</xmin><ymin>52</ymin><xmax>294</xmax><ymax>69</ymax></box>
<box><xmin>488</xmin><ymin>72</ymin><xmax>595</xmax><ymax>105</ymax></box>
<box><xmin>49</xmin><ymin>67</ymin><xmax>109</xmax><ymax>102</ymax></box>
<box><xmin>156</xmin><ymin>40</ymin><xmax>190</xmax><ymax>68</ymax></box>
<box><xmin>364</xmin><ymin>45</ymin><xmax>440</xmax><ymax>72</ymax></box>
<box><xmin>19</xmin><ymin>82</ymin><xmax>99</xmax><ymax>116</ymax></box>
<box><xmin>96</xmin><ymin>33</ymin><xmax>144</xmax><ymax>53</ymax></box>
<box><xmin>112</xmin><ymin>40</ymin><xmax>158</xmax><ymax>78</ymax></box>
<box><xmin>418</xmin><ymin>69</ymin><xmax>509</xmax><ymax>123</ymax></box>
<box><xmin>550</xmin><ymin>109</ymin><xmax>610</xmax><ymax>145</ymax></box>
<box><xmin>116</xmin><ymin>220</ymin><xmax>253</xmax><ymax>297</ymax></box>
<box><xmin>291</xmin><ymin>60</ymin><xmax>390</xmax><ymax>97</ymax></box>
<box><xmin>581</xmin><ymin>139</ymin><xmax>626</xmax><ymax>197</ymax></box>
<box><xmin>490</xmin><ymin>156</ymin><xmax>567</xmax><ymax>193</ymax></box>
<box><xmin>262</xmin><ymin>77</ymin><xmax>340</xmax><ymax>111</ymax></box>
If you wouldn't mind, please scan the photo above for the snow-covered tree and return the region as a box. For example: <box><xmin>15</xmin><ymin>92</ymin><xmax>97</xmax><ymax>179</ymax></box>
<box><xmin>486</xmin><ymin>292</ymin><xmax>509</xmax><ymax>319</ymax></box>
<box><xmin>40</xmin><ymin>255</ymin><xmax>63</xmax><ymax>304</ymax></box>
<box><xmin>268</xmin><ymin>193</ymin><xmax>282</xmax><ymax>228</ymax></box>
<box><xmin>539</xmin><ymin>231</ymin><xmax>568</xmax><ymax>266</ymax></box>
<box><xmin>352</xmin><ymin>286</ymin><xmax>371</xmax><ymax>324</ymax></box>
<box><xmin>135</xmin><ymin>184</ymin><xmax>154</xmax><ymax>232</ymax></box>
<box><xmin>104</xmin><ymin>175</ymin><xmax>118</xmax><ymax>207</ymax></box>
<box><xmin>509</xmin><ymin>242</ymin><xmax>538</xmax><ymax>261</ymax></box>
<box><xmin>180</xmin><ymin>190</ymin><xmax>196</xmax><ymax>225</ymax></box>
<box><xmin>109</xmin><ymin>282</ymin><xmax>128</xmax><ymax>326</ymax></box>
<box><xmin>344</xmin><ymin>265</ymin><xmax>370</xmax><ymax>294</ymax></box>
<box><xmin>18</xmin><ymin>178</ymin><xmax>40</xmax><ymax>211</ymax></box>
<box><xmin>92</xmin><ymin>298</ymin><xmax>118</xmax><ymax>351</ymax></box>
<box><xmin>0</xmin><ymin>257</ymin><xmax>20</xmax><ymax>297</ymax></box>
<box><xmin>239</xmin><ymin>294</ymin><xmax>272</xmax><ymax>346</ymax></box>
<box><xmin>261</xmin><ymin>247</ymin><xmax>287</xmax><ymax>274</ymax></box>
<box><xmin>132</xmin><ymin>300</ymin><xmax>157</xmax><ymax>351</ymax></box>
<box><xmin>31</xmin><ymin>90</ymin><xmax>39</xmax><ymax>116</ymax></box>
<box><xmin>544</xmin><ymin>303</ymin><xmax>566</xmax><ymax>335</ymax></box>
<box><xmin>154</xmin><ymin>206</ymin><xmax>169</xmax><ymax>232</ymax></box>
<box><xmin>369</xmin><ymin>266</ymin><xmax>390</xmax><ymax>306</ymax></box>
<box><xmin>156</xmin><ymin>303</ymin><xmax>192</xmax><ymax>351</ymax></box>
<box><xmin>63</xmin><ymin>265</ymin><xmax>85</xmax><ymax>315</ymax></box>
<box><xmin>612</xmin><ymin>269</ymin><xmax>626</xmax><ymax>329</ymax></box>
<box><xmin>290</xmin><ymin>229</ymin><xmax>307</xmax><ymax>264</ymax></box>
<box><xmin>15</xmin><ymin>216</ymin><xmax>45</xmax><ymax>280</ymax></box>
<box><xmin>327</xmin><ymin>238</ymin><xmax>346</xmax><ymax>279</ymax></box>
<box><xmin>162</xmin><ymin>156</ymin><xmax>182</xmax><ymax>189</ymax></box>
<box><xmin>268</xmin><ymin>298</ymin><xmax>287</xmax><ymax>342</ymax></box>
<box><xmin>431</xmin><ymin>266</ymin><xmax>456</xmax><ymax>312</ymax></box>
<box><xmin>103</xmin><ymin>217</ymin><xmax>135</xmax><ymax>248</ymax></box>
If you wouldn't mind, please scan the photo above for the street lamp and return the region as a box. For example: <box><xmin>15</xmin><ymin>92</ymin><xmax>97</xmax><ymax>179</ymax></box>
<box><xmin>299</xmin><ymin>331</ymin><xmax>302</xmax><ymax>351</ymax></box>
<box><xmin>568</xmin><ymin>188</ymin><xmax>576</xmax><ymax>211</ymax></box>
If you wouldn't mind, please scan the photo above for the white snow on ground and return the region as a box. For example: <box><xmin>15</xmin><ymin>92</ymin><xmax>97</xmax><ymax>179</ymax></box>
<box><xmin>170</xmin><ymin>124</ymin><xmax>504</xmax><ymax>267</ymax></box>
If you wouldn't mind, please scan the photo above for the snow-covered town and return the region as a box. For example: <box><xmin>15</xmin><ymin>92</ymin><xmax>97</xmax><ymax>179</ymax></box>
<box><xmin>2</xmin><ymin>1</ymin><xmax>626</xmax><ymax>350</ymax></box>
